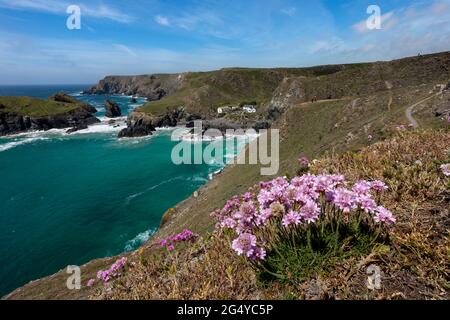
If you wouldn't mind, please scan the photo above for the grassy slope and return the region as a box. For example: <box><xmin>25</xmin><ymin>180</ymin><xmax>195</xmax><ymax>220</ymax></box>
<box><xmin>0</xmin><ymin>96</ymin><xmax>81</xmax><ymax>117</ymax></box>
<box><xmin>139</xmin><ymin>52</ymin><xmax>450</xmax><ymax>117</ymax></box>
<box><xmin>103</xmin><ymin>129</ymin><xmax>449</xmax><ymax>300</ymax></box>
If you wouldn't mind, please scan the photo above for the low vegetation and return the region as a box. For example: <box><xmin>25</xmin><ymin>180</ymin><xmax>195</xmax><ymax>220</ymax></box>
<box><xmin>91</xmin><ymin>129</ymin><xmax>449</xmax><ymax>300</ymax></box>
<box><xmin>0</xmin><ymin>96</ymin><xmax>82</xmax><ymax>117</ymax></box>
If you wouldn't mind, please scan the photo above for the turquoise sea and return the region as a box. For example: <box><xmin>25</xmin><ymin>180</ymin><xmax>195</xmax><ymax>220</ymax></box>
<box><xmin>0</xmin><ymin>85</ymin><xmax>245</xmax><ymax>297</ymax></box>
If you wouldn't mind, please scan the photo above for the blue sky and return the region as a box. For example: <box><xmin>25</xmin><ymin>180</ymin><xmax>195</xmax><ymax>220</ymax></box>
<box><xmin>0</xmin><ymin>0</ymin><xmax>449</xmax><ymax>84</ymax></box>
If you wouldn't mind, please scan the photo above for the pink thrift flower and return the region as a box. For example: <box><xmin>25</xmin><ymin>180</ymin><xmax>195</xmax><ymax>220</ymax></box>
<box><xmin>256</xmin><ymin>208</ymin><xmax>274</xmax><ymax>227</ymax></box>
<box><xmin>87</xmin><ymin>279</ymin><xmax>95</xmax><ymax>287</ymax></box>
<box><xmin>250</xmin><ymin>246</ymin><xmax>267</xmax><ymax>260</ymax></box>
<box><xmin>374</xmin><ymin>207</ymin><xmax>396</xmax><ymax>225</ymax></box>
<box><xmin>357</xmin><ymin>195</ymin><xmax>377</xmax><ymax>213</ymax></box>
<box><xmin>257</xmin><ymin>189</ymin><xmax>275</xmax><ymax>208</ymax></box>
<box><xmin>371</xmin><ymin>180</ymin><xmax>388</xmax><ymax>192</ymax></box>
<box><xmin>333</xmin><ymin>188</ymin><xmax>356</xmax><ymax>213</ymax></box>
<box><xmin>299</xmin><ymin>200</ymin><xmax>320</xmax><ymax>223</ymax></box>
<box><xmin>242</xmin><ymin>192</ymin><xmax>253</xmax><ymax>202</ymax></box>
<box><xmin>232</xmin><ymin>233</ymin><xmax>257</xmax><ymax>257</ymax></box>
<box><xmin>282</xmin><ymin>211</ymin><xmax>302</xmax><ymax>227</ymax></box>
<box><xmin>352</xmin><ymin>180</ymin><xmax>372</xmax><ymax>196</ymax></box>
<box><xmin>440</xmin><ymin>163</ymin><xmax>450</xmax><ymax>176</ymax></box>
<box><xmin>298</xmin><ymin>156</ymin><xmax>309</xmax><ymax>168</ymax></box>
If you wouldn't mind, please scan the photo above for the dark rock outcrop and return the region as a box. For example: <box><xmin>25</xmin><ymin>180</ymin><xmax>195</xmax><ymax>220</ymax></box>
<box><xmin>104</xmin><ymin>100</ymin><xmax>122</xmax><ymax>118</ymax></box>
<box><xmin>84</xmin><ymin>74</ymin><xmax>184</xmax><ymax>102</ymax></box>
<box><xmin>0</xmin><ymin>108</ymin><xmax>99</xmax><ymax>136</ymax></box>
<box><xmin>130</xmin><ymin>97</ymin><xmax>137</xmax><ymax>103</ymax></box>
<box><xmin>118</xmin><ymin>112</ymin><xmax>155</xmax><ymax>138</ymax></box>
<box><xmin>66</xmin><ymin>124</ymin><xmax>88</xmax><ymax>134</ymax></box>
<box><xmin>118</xmin><ymin>108</ymin><xmax>186</xmax><ymax>138</ymax></box>
<box><xmin>0</xmin><ymin>94</ymin><xmax>100</xmax><ymax>136</ymax></box>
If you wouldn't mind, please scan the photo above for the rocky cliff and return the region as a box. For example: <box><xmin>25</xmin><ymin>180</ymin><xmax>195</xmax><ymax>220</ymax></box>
<box><xmin>0</xmin><ymin>94</ymin><xmax>100</xmax><ymax>136</ymax></box>
<box><xmin>87</xmin><ymin>52</ymin><xmax>450</xmax><ymax>138</ymax></box>
<box><xmin>84</xmin><ymin>74</ymin><xmax>185</xmax><ymax>101</ymax></box>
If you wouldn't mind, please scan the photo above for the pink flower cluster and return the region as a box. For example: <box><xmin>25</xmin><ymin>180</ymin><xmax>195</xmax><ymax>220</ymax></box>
<box><xmin>441</xmin><ymin>163</ymin><xmax>450</xmax><ymax>176</ymax></box>
<box><xmin>95</xmin><ymin>257</ymin><xmax>127</xmax><ymax>283</ymax></box>
<box><xmin>298</xmin><ymin>156</ymin><xmax>309</xmax><ymax>168</ymax></box>
<box><xmin>159</xmin><ymin>229</ymin><xmax>198</xmax><ymax>251</ymax></box>
<box><xmin>212</xmin><ymin>174</ymin><xmax>395</xmax><ymax>260</ymax></box>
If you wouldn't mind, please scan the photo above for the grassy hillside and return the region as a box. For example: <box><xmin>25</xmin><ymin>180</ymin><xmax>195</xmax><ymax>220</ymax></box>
<box><xmin>0</xmin><ymin>96</ymin><xmax>82</xmax><ymax>117</ymax></box>
<box><xmin>152</xmin><ymin>82</ymin><xmax>443</xmax><ymax>239</ymax></box>
<box><xmin>139</xmin><ymin>52</ymin><xmax>450</xmax><ymax>117</ymax></box>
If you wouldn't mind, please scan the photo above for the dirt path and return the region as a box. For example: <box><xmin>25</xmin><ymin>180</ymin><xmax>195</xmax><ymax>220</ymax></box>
<box><xmin>405</xmin><ymin>93</ymin><xmax>440</xmax><ymax>128</ymax></box>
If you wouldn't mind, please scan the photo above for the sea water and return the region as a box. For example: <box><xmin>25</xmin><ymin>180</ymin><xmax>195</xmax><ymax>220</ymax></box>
<box><xmin>0</xmin><ymin>85</ymin><xmax>247</xmax><ymax>296</ymax></box>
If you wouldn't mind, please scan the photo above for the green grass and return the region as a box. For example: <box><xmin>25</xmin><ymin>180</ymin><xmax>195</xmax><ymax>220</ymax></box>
<box><xmin>138</xmin><ymin>51</ymin><xmax>450</xmax><ymax>118</ymax></box>
<box><xmin>257</xmin><ymin>218</ymin><xmax>383</xmax><ymax>284</ymax></box>
<box><xmin>0</xmin><ymin>96</ymin><xmax>81</xmax><ymax>117</ymax></box>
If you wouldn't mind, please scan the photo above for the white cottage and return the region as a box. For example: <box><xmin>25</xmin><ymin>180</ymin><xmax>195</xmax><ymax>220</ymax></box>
<box><xmin>242</xmin><ymin>105</ymin><xmax>257</xmax><ymax>113</ymax></box>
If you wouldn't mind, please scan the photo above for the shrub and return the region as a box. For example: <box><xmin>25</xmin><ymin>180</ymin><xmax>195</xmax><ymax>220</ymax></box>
<box><xmin>158</xmin><ymin>229</ymin><xmax>199</xmax><ymax>251</ymax></box>
<box><xmin>212</xmin><ymin>172</ymin><xmax>394</xmax><ymax>283</ymax></box>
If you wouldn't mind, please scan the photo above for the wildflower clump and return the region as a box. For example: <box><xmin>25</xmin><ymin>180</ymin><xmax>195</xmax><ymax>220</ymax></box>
<box><xmin>212</xmin><ymin>172</ymin><xmax>395</xmax><ymax>281</ymax></box>
<box><xmin>159</xmin><ymin>229</ymin><xmax>199</xmax><ymax>251</ymax></box>
<box><xmin>90</xmin><ymin>257</ymin><xmax>127</xmax><ymax>285</ymax></box>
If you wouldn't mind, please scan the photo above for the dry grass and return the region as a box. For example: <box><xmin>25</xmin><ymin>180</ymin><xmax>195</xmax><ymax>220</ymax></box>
<box><xmin>93</xmin><ymin>129</ymin><xmax>449</xmax><ymax>300</ymax></box>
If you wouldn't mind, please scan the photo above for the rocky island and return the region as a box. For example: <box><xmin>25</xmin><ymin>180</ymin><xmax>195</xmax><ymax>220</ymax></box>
<box><xmin>0</xmin><ymin>93</ymin><xmax>100</xmax><ymax>136</ymax></box>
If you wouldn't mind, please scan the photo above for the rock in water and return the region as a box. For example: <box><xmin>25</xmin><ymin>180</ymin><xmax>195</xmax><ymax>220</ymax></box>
<box><xmin>66</xmin><ymin>124</ymin><xmax>88</xmax><ymax>134</ymax></box>
<box><xmin>118</xmin><ymin>114</ymin><xmax>156</xmax><ymax>138</ymax></box>
<box><xmin>130</xmin><ymin>97</ymin><xmax>137</xmax><ymax>103</ymax></box>
<box><xmin>105</xmin><ymin>100</ymin><xmax>122</xmax><ymax>118</ymax></box>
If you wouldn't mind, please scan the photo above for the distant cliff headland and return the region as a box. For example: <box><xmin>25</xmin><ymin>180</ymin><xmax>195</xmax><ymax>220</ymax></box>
<box><xmin>84</xmin><ymin>52</ymin><xmax>450</xmax><ymax>139</ymax></box>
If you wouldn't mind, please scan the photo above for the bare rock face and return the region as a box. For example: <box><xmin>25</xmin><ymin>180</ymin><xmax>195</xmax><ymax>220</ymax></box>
<box><xmin>84</xmin><ymin>74</ymin><xmax>184</xmax><ymax>101</ymax></box>
<box><xmin>118</xmin><ymin>111</ymin><xmax>155</xmax><ymax>138</ymax></box>
<box><xmin>118</xmin><ymin>108</ymin><xmax>187</xmax><ymax>138</ymax></box>
<box><xmin>0</xmin><ymin>94</ymin><xmax>100</xmax><ymax>136</ymax></box>
<box><xmin>104</xmin><ymin>100</ymin><xmax>122</xmax><ymax>118</ymax></box>
<box><xmin>0</xmin><ymin>108</ymin><xmax>99</xmax><ymax>136</ymax></box>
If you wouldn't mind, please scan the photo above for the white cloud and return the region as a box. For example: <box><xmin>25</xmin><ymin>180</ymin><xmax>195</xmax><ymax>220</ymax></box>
<box><xmin>0</xmin><ymin>0</ymin><xmax>133</xmax><ymax>23</ymax></box>
<box><xmin>309</xmin><ymin>37</ymin><xmax>346</xmax><ymax>54</ymax></box>
<box><xmin>113</xmin><ymin>44</ymin><xmax>137</xmax><ymax>57</ymax></box>
<box><xmin>155</xmin><ymin>15</ymin><xmax>170</xmax><ymax>26</ymax></box>
<box><xmin>281</xmin><ymin>7</ymin><xmax>297</xmax><ymax>17</ymax></box>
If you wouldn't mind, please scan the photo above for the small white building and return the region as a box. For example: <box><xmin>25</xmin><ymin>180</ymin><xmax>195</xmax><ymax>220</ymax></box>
<box><xmin>243</xmin><ymin>105</ymin><xmax>257</xmax><ymax>113</ymax></box>
<box><xmin>217</xmin><ymin>106</ymin><xmax>232</xmax><ymax>114</ymax></box>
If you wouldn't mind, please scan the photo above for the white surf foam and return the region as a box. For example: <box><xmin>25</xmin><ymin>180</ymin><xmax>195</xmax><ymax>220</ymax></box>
<box><xmin>124</xmin><ymin>229</ymin><xmax>156</xmax><ymax>252</ymax></box>
<box><xmin>0</xmin><ymin>137</ymin><xmax>49</xmax><ymax>152</ymax></box>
